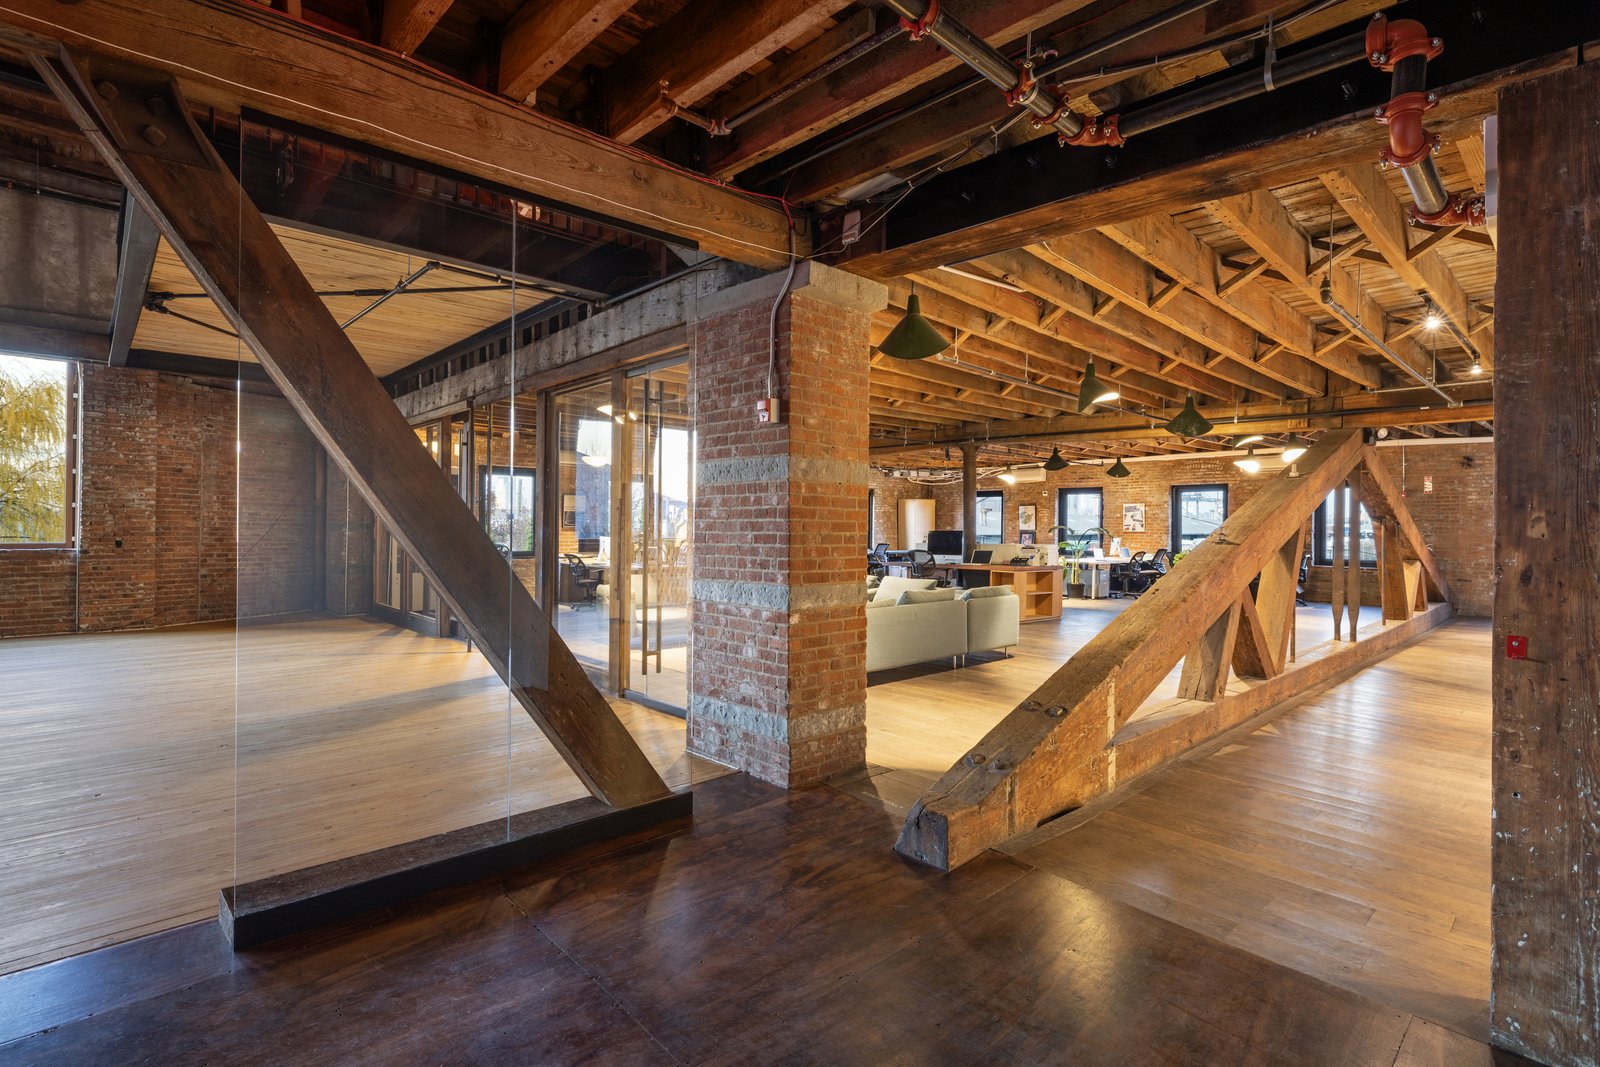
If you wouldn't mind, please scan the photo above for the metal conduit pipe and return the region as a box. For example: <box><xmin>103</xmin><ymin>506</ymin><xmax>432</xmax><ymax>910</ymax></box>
<box><xmin>723</xmin><ymin>23</ymin><xmax>906</xmax><ymax>132</ymax></box>
<box><xmin>1033</xmin><ymin>0</ymin><xmax>1228</xmax><ymax>81</ymax></box>
<box><xmin>1382</xmin><ymin>52</ymin><xmax>1449</xmax><ymax>216</ymax></box>
<box><xmin>879</xmin><ymin>0</ymin><xmax>1094</xmax><ymax>143</ymax></box>
<box><xmin>1116</xmin><ymin>29</ymin><xmax>1367</xmax><ymax>138</ymax></box>
<box><xmin>1319</xmin><ymin>278</ymin><xmax>1458</xmax><ymax>406</ymax></box>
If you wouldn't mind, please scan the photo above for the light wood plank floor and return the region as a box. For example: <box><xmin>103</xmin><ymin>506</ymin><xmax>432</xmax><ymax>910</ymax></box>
<box><xmin>858</xmin><ymin>599</ymin><xmax>1492</xmax><ymax>1040</ymax></box>
<box><xmin>0</xmin><ymin>614</ymin><xmax>728</xmax><ymax>975</ymax></box>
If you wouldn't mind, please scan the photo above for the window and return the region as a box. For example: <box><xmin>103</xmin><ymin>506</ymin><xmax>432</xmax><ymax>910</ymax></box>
<box><xmin>1056</xmin><ymin>488</ymin><xmax>1103</xmax><ymax>551</ymax></box>
<box><xmin>482</xmin><ymin>465</ymin><xmax>536</xmax><ymax>556</ymax></box>
<box><xmin>866</xmin><ymin>488</ymin><xmax>876</xmax><ymax>548</ymax></box>
<box><xmin>0</xmin><ymin>353</ymin><xmax>75</xmax><ymax>547</ymax></box>
<box><xmin>1312</xmin><ymin>487</ymin><xmax>1377</xmax><ymax>567</ymax></box>
<box><xmin>974</xmin><ymin>490</ymin><xmax>1004</xmax><ymax>543</ymax></box>
<box><xmin>1170</xmin><ymin>484</ymin><xmax>1227</xmax><ymax>552</ymax></box>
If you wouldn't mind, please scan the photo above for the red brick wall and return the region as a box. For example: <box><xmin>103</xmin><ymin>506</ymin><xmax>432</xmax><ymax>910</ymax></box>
<box><xmin>872</xmin><ymin>440</ymin><xmax>1494</xmax><ymax>616</ymax></box>
<box><xmin>689</xmin><ymin>271</ymin><xmax>879</xmax><ymax>787</ymax></box>
<box><xmin>0</xmin><ymin>365</ymin><xmax>322</xmax><ymax>638</ymax></box>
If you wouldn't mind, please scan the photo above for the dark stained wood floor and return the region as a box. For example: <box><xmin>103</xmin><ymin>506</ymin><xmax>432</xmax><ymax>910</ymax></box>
<box><xmin>0</xmin><ymin>776</ymin><xmax>1529</xmax><ymax>1067</ymax></box>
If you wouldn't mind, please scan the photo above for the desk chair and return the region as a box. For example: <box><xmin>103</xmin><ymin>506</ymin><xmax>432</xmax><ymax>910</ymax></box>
<box><xmin>1296</xmin><ymin>553</ymin><xmax>1310</xmax><ymax>605</ymax></box>
<box><xmin>563</xmin><ymin>553</ymin><xmax>601</xmax><ymax>610</ymax></box>
<box><xmin>908</xmin><ymin>549</ymin><xmax>936</xmax><ymax>580</ymax></box>
<box><xmin>1111</xmin><ymin>552</ymin><xmax>1152</xmax><ymax>598</ymax></box>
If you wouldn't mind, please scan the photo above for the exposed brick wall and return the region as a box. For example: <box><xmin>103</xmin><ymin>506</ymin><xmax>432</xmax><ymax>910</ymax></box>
<box><xmin>689</xmin><ymin>267</ymin><xmax>883</xmax><ymax>787</ymax></box>
<box><xmin>871</xmin><ymin>440</ymin><xmax>1494</xmax><ymax>617</ymax></box>
<box><xmin>0</xmin><ymin>365</ymin><xmax>322</xmax><ymax>638</ymax></box>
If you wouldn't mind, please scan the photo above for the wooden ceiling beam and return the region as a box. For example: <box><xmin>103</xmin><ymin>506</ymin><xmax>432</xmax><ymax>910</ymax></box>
<box><xmin>1320</xmin><ymin>165</ymin><xmax>1493</xmax><ymax>371</ymax></box>
<box><xmin>0</xmin><ymin>0</ymin><xmax>798</xmax><ymax>268</ymax></box>
<box><xmin>707</xmin><ymin>9</ymin><xmax>877</xmax><ymax>128</ymax></box>
<box><xmin>380</xmin><ymin>0</ymin><xmax>453</xmax><ymax>56</ymax></box>
<box><xmin>497</xmin><ymin>0</ymin><xmax>636</xmax><ymax>104</ymax></box>
<box><xmin>1019</xmin><ymin>238</ymin><xmax>1298</xmax><ymax>398</ymax></box>
<box><xmin>604</xmin><ymin>0</ymin><xmax>853</xmax><ymax>144</ymax></box>
<box><xmin>1209</xmin><ymin>186</ymin><xmax>1433</xmax><ymax>382</ymax></box>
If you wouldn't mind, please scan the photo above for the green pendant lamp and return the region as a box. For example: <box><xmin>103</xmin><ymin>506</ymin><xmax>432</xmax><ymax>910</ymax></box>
<box><xmin>1076</xmin><ymin>358</ymin><xmax>1119</xmax><ymax>413</ymax></box>
<box><xmin>878</xmin><ymin>291</ymin><xmax>950</xmax><ymax>361</ymax></box>
<box><xmin>1106</xmin><ymin>457</ymin><xmax>1131</xmax><ymax>478</ymax></box>
<box><xmin>1043</xmin><ymin>447</ymin><xmax>1069</xmax><ymax>472</ymax></box>
<box><xmin>1164</xmin><ymin>392</ymin><xmax>1213</xmax><ymax>437</ymax></box>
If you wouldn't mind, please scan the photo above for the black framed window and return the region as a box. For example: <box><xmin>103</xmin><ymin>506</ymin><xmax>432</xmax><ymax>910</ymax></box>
<box><xmin>0</xmin><ymin>353</ymin><xmax>76</xmax><ymax>548</ymax></box>
<box><xmin>481</xmin><ymin>465</ymin><xmax>536</xmax><ymax>556</ymax></box>
<box><xmin>974</xmin><ymin>490</ymin><xmax>1004</xmax><ymax>543</ymax></box>
<box><xmin>1312</xmin><ymin>487</ymin><xmax>1377</xmax><ymax>567</ymax></box>
<box><xmin>1170</xmin><ymin>484</ymin><xmax>1228</xmax><ymax>552</ymax></box>
<box><xmin>1056</xmin><ymin>488</ymin><xmax>1103</xmax><ymax>550</ymax></box>
<box><xmin>867</xmin><ymin>488</ymin><xmax>876</xmax><ymax>548</ymax></box>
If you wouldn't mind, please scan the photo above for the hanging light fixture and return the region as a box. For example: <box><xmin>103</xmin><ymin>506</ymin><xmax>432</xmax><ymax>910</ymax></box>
<box><xmin>1280</xmin><ymin>433</ymin><xmax>1307</xmax><ymax>464</ymax></box>
<box><xmin>1422</xmin><ymin>301</ymin><xmax>1442</xmax><ymax>331</ymax></box>
<box><xmin>877</xmin><ymin>289</ymin><xmax>950</xmax><ymax>361</ymax></box>
<box><xmin>581</xmin><ymin>453</ymin><xmax>610</xmax><ymax>467</ymax></box>
<box><xmin>1043</xmin><ymin>447</ymin><xmax>1069</xmax><ymax>472</ymax></box>
<box><xmin>998</xmin><ymin>466</ymin><xmax>1017</xmax><ymax>485</ymax></box>
<box><xmin>1234</xmin><ymin>447</ymin><xmax>1261</xmax><ymax>474</ymax></box>
<box><xmin>1164</xmin><ymin>393</ymin><xmax>1213</xmax><ymax>437</ymax></box>
<box><xmin>1470</xmin><ymin>355</ymin><xmax>1484</xmax><ymax>376</ymax></box>
<box><xmin>1231</xmin><ymin>433</ymin><xmax>1264</xmax><ymax>448</ymax></box>
<box><xmin>1076</xmin><ymin>358</ymin><xmax>1119</xmax><ymax>413</ymax></box>
<box><xmin>1106</xmin><ymin>457</ymin><xmax>1131</xmax><ymax>478</ymax></box>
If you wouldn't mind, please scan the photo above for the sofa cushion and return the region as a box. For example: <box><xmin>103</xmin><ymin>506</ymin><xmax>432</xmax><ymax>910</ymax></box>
<box><xmin>872</xmin><ymin>575</ymin><xmax>937</xmax><ymax>602</ymax></box>
<box><xmin>866</xmin><ymin>598</ymin><xmax>898</xmax><ymax>609</ymax></box>
<box><xmin>963</xmin><ymin>585</ymin><xmax>1017</xmax><ymax>600</ymax></box>
<box><xmin>897</xmin><ymin>588</ymin><xmax>961</xmax><ymax>605</ymax></box>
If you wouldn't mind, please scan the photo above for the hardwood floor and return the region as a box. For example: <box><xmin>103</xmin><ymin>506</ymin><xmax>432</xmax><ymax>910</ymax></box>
<box><xmin>0</xmin><ymin>776</ymin><xmax>1529</xmax><ymax>1067</ymax></box>
<box><xmin>858</xmin><ymin>598</ymin><xmax>1493</xmax><ymax>1041</ymax></box>
<box><xmin>0</xmin><ymin>615</ymin><xmax>728</xmax><ymax>976</ymax></box>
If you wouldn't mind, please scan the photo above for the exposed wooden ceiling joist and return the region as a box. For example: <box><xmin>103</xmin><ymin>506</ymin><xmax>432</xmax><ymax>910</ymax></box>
<box><xmin>498</xmin><ymin>0</ymin><xmax>637</xmax><ymax>105</ymax></box>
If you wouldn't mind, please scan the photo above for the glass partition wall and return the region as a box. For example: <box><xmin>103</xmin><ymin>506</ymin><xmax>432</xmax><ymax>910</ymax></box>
<box><xmin>626</xmin><ymin>362</ymin><xmax>692</xmax><ymax>713</ymax></box>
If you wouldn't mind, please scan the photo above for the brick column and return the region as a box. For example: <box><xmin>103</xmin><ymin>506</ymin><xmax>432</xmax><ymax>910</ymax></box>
<box><xmin>688</xmin><ymin>262</ymin><xmax>886</xmax><ymax>787</ymax></box>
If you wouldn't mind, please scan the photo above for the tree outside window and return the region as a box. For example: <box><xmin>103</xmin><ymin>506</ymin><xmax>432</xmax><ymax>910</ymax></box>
<box><xmin>0</xmin><ymin>353</ymin><xmax>73</xmax><ymax>546</ymax></box>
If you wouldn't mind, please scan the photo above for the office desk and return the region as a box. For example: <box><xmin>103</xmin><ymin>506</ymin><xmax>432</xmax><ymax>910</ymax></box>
<box><xmin>948</xmin><ymin>563</ymin><xmax>1062</xmax><ymax>623</ymax></box>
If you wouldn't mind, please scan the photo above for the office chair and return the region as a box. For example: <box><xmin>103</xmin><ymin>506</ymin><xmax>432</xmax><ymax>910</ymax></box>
<box><xmin>908</xmin><ymin>549</ymin><xmax>935</xmax><ymax>580</ymax></box>
<box><xmin>563</xmin><ymin>553</ymin><xmax>601</xmax><ymax>610</ymax></box>
<box><xmin>1296</xmin><ymin>553</ymin><xmax>1310</xmax><ymax>606</ymax></box>
<box><xmin>1149</xmin><ymin>548</ymin><xmax>1172</xmax><ymax>575</ymax></box>
<box><xmin>1111</xmin><ymin>552</ymin><xmax>1152</xmax><ymax>598</ymax></box>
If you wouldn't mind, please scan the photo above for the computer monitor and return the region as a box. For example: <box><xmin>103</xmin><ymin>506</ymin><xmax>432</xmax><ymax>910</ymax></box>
<box><xmin>927</xmin><ymin>530</ymin><xmax>964</xmax><ymax>563</ymax></box>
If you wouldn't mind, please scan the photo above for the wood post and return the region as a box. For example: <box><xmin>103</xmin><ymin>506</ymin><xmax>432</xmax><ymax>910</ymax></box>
<box><xmin>1331</xmin><ymin>480</ymin><xmax>1345</xmax><ymax>639</ymax></box>
<box><xmin>40</xmin><ymin>51</ymin><xmax>672</xmax><ymax>809</ymax></box>
<box><xmin>961</xmin><ymin>442</ymin><xmax>978</xmax><ymax>556</ymax></box>
<box><xmin>1490</xmin><ymin>59</ymin><xmax>1600</xmax><ymax>1067</ymax></box>
<box><xmin>1177</xmin><ymin>601</ymin><xmax>1240</xmax><ymax>701</ymax></box>
<box><xmin>1345</xmin><ymin>474</ymin><xmax>1361</xmax><ymax>637</ymax></box>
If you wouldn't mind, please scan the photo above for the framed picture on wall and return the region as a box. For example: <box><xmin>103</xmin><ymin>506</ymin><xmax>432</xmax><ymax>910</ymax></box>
<box><xmin>1018</xmin><ymin>531</ymin><xmax>1036</xmax><ymax>546</ymax></box>
<box><xmin>1123</xmin><ymin>503</ymin><xmax>1145</xmax><ymax>533</ymax></box>
<box><xmin>1018</xmin><ymin>504</ymin><xmax>1036</xmax><ymax>532</ymax></box>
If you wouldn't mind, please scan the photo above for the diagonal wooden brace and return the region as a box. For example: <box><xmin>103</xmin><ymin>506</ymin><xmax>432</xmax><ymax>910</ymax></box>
<box><xmin>39</xmin><ymin>49</ymin><xmax>670</xmax><ymax>809</ymax></box>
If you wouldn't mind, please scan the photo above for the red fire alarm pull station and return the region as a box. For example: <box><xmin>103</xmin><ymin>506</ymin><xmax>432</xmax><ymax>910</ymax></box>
<box><xmin>1506</xmin><ymin>635</ymin><xmax>1528</xmax><ymax>660</ymax></box>
<box><xmin>756</xmin><ymin>397</ymin><xmax>781</xmax><ymax>424</ymax></box>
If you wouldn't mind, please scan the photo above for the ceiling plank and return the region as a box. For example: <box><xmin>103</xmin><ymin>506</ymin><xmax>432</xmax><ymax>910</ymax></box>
<box><xmin>1209</xmin><ymin>186</ymin><xmax>1432</xmax><ymax>382</ymax></box>
<box><xmin>1105</xmin><ymin>213</ymin><xmax>1377</xmax><ymax>389</ymax></box>
<box><xmin>498</xmin><ymin>0</ymin><xmax>636</xmax><ymax>104</ymax></box>
<box><xmin>604</xmin><ymin>0</ymin><xmax>853</xmax><ymax>145</ymax></box>
<box><xmin>0</xmin><ymin>0</ymin><xmax>798</xmax><ymax>268</ymax></box>
<box><xmin>708</xmin><ymin>9</ymin><xmax>877</xmax><ymax>125</ymax></box>
<box><xmin>1320</xmin><ymin>165</ymin><xmax>1491</xmax><ymax>370</ymax></box>
<box><xmin>1019</xmin><ymin>237</ymin><xmax>1300</xmax><ymax>398</ymax></box>
<box><xmin>380</xmin><ymin>0</ymin><xmax>453</xmax><ymax>56</ymax></box>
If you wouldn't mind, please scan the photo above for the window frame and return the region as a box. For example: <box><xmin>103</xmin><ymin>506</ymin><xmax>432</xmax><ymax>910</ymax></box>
<box><xmin>1056</xmin><ymin>487</ymin><xmax>1104</xmax><ymax>548</ymax></box>
<box><xmin>479</xmin><ymin>463</ymin><xmax>538</xmax><ymax>558</ymax></box>
<box><xmin>1311</xmin><ymin>487</ymin><xmax>1378</xmax><ymax>568</ymax></box>
<box><xmin>0</xmin><ymin>356</ymin><xmax>77</xmax><ymax>550</ymax></box>
<box><xmin>1169</xmin><ymin>483</ymin><xmax>1228</xmax><ymax>552</ymax></box>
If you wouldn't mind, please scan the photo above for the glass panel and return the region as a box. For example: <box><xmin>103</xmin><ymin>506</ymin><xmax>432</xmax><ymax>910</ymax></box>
<box><xmin>553</xmin><ymin>380</ymin><xmax>617</xmax><ymax>688</ymax></box>
<box><xmin>0</xmin><ymin>353</ymin><xmax>72</xmax><ymax>546</ymax></box>
<box><xmin>975</xmin><ymin>490</ymin><xmax>1004</xmax><ymax>543</ymax></box>
<box><xmin>1173</xmin><ymin>485</ymin><xmax>1228</xmax><ymax>551</ymax></box>
<box><xmin>1317</xmin><ymin>488</ymin><xmax>1378</xmax><ymax>565</ymax></box>
<box><xmin>626</xmin><ymin>362</ymin><xmax>692</xmax><ymax>713</ymax></box>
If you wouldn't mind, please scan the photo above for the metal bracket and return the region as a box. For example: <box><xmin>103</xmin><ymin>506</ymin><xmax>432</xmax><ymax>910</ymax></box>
<box><xmin>56</xmin><ymin>49</ymin><xmax>210</xmax><ymax>168</ymax></box>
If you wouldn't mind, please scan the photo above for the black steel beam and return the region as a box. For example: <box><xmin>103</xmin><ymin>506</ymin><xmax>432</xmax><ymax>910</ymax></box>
<box><xmin>108</xmin><ymin>191</ymin><xmax>161</xmax><ymax>367</ymax></box>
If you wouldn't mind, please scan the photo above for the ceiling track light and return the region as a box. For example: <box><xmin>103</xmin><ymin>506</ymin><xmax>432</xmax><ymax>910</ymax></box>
<box><xmin>1163</xmin><ymin>393</ymin><xmax>1213</xmax><ymax>438</ymax></box>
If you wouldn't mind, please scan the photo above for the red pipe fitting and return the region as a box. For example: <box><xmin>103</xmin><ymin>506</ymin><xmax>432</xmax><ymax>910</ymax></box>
<box><xmin>899</xmin><ymin>0</ymin><xmax>940</xmax><ymax>42</ymax></box>
<box><xmin>1364</xmin><ymin>12</ymin><xmax>1443</xmax><ymax>71</ymax></box>
<box><xmin>1409</xmin><ymin>192</ymin><xmax>1487</xmax><ymax>227</ymax></box>
<box><xmin>1005</xmin><ymin>63</ymin><xmax>1037</xmax><ymax>108</ymax></box>
<box><xmin>1375</xmin><ymin>89</ymin><xmax>1438</xmax><ymax>168</ymax></box>
<box><xmin>1059</xmin><ymin>113</ymin><xmax>1124</xmax><ymax>148</ymax></box>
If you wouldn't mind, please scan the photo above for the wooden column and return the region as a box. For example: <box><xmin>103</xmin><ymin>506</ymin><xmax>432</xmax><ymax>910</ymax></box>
<box><xmin>1492</xmin><ymin>60</ymin><xmax>1600</xmax><ymax>1067</ymax></box>
<box><xmin>961</xmin><ymin>442</ymin><xmax>978</xmax><ymax>557</ymax></box>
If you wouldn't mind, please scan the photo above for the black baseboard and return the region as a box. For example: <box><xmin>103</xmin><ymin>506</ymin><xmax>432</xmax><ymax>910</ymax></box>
<box><xmin>219</xmin><ymin>791</ymin><xmax>693</xmax><ymax>949</ymax></box>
